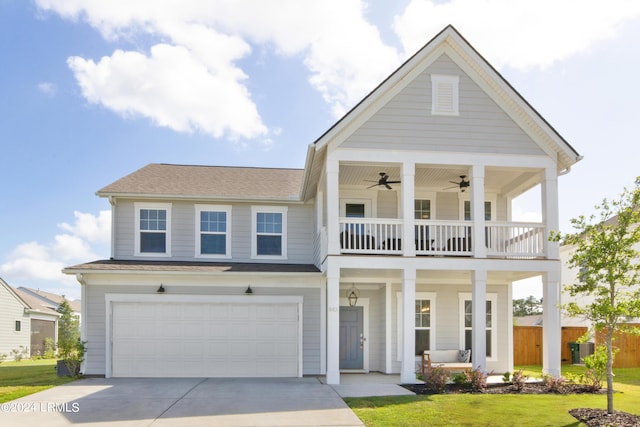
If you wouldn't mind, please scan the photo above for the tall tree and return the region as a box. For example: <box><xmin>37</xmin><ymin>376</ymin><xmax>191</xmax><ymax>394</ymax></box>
<box><xmin>57</xmin><ymin>298</ymin><xmax>79</xmax><ymax>346</ymax></box>
<box><xmin>551</xmin><ymin>178</ymin><xmax>640</xmax><ymax>414</ymax></box>
<box><xmin>513</xmin><ymin>295</ymin><xmax>543</xmax><ymax>317</ymax></box>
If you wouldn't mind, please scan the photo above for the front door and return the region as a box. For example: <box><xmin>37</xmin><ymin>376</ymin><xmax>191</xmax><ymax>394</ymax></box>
<box><xmin>339</xmin><ymin>306</ymin><xmax>364</xmax><ymax>369</ymax></box>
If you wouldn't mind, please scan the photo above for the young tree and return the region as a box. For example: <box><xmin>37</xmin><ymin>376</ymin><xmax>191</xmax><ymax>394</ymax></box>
<box><xmin>552</xmin><ymin>178</ymin><xmax>640</xmax><ymax>414</ymax></box>
<box><xmin>57</xmin><ymin>297</ymin><xmax>80</xmax><ymax>345</ymax></box>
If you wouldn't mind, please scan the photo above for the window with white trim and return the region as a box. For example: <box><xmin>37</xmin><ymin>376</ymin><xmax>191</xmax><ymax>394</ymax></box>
<box><xmin>196</xmin><ymin>205</ymin><xmax>231</xmax><ymax>258</ymax></box>
<box><xmin>135</xmin><ymin>203</ymin><xmax>171</xmax><ymax>256</ymax></box>
<box><xmin>431</xmin><ymin>74</ymin><xmax>459</xmax><ymax>116</ymax></box>
<box><xmin>458</xmin><ymin>293</ymin><xmax>497</xmax><ymax>359</ymax></box>
<box><xmin>415</xmin><ymin>299</ymin><xmax>432</xmax><ymax>355</ymax></box>
<box><xmin>396</xmin><ymin>292</ymin><xmax>436</xmax><ymax>360</ymax></box>
<box><xmin>251</xmin><ymin>206</ymin><xmax>287</xmax><ymax>259</ymax></box>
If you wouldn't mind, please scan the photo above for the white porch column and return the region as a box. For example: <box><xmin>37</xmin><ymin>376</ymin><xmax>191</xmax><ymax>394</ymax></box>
<box><xmin>326</xmin><ymin>260</ymin><xmax>341</xmax><ymax>384</ymax></box>
<box><xmin>402</xmin><ymin>162</ymin><xmax>416</xmax><ymax>257</ymax></box>
<box><xmin>542</xmin><ymin>167</ymin><xmax>560</xmax><ymax>260</ymax></box>
<box><xmin>401</xmin><ymin>267</ymin><xmax>417</xmax><ymax>383</ymax></box>
<box><xmin>542</xmin><ymin>269</ymin><xmax>562</xmax><ymax>377</ymax></box>
<box><xmin>472</xmin><ymin>269</ymin><xmax>487</xmax><ymax>371</ymax></box>
<box><xmin>326</xmin><ymin>154</ymin><xmax>340</xmax><ymax>255</ymax></box>
<box><xmin>471</xmin><ymin>164</ymin><xmax>486</xmax><ymax>258</ymax></box>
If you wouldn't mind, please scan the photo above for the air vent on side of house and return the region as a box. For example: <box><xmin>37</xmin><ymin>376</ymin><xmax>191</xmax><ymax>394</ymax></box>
<box><xmin>431</xmin><ymin>74</ymin><xmax>459</xmax><ymax>116</ymax></box>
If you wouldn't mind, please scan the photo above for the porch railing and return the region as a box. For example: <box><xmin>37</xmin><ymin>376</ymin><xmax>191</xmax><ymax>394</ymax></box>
<box><xmin>338</xmin><ymin>218</ymin><xmax>546</xmax><ymax>258</ymax></box>
<box><xmin>485</xmin><ymin>222</ymin><xmax>546</xmax><ymax>258</ymax></box>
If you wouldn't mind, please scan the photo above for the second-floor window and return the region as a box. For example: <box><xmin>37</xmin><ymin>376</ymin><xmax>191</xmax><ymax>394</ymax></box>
<box><xmin>135</xmin><ymin>203</ymin><xmax>171</xmax><ymax>256</ymax></box>
<box><xmin>196</xmin><ymin>205</ymin><xmax>231</xmax><ymax>258</ymax></box>
<box><xmin>252</xmin><ymin>206</ymin><xmax>287</xmax><ymax>259</ymax></box>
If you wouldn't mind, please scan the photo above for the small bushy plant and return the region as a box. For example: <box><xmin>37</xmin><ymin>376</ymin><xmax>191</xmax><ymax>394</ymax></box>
<box><xmin>423</xmin><ymin>366</ymin><xmax>451</xmax><ymax>393</ymax></box>
<box><xmin>10</xmin><ymin>346</ymin><xmax>29</xmax><ymax>362</ymax></box>
<box><xmin>452</xmin><ymin>372</ymin><xmax>467</xmax><ymax>385</ymax></box>
<box><xmin>502</xmin><ymin>371</ymin><xmax>511</xmax><ymax>383</ymax></box>
<box><xmin>43</xmin><ymin>337</ymin><xmax>56</xmax><ymax>359</ymax></box>
<box><xmin>463</xmin><ymin>367</ymin><xmax>489</xmax><ymax>393</ymax></box>
<box><xmin>511</xmin><ymin>370</ymin><xmax>529</xmax><ymax>392</ymax></box>
<box><xmin>543</xmin><ymin>374</ymin><xmax>568</xmax><ymax>394</ymax></box>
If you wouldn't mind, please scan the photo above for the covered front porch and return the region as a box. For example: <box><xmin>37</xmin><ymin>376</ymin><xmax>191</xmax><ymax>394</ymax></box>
<box><xmin>323</xmin><ymin>257</ymin><xmax>562</xmax><ymax>385</ymax></box>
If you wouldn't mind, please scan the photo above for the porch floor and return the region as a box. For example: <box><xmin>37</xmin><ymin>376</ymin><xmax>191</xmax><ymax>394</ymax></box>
<box><xmin>317</xmin><ymin>372</ymin><xmax>508</xmax><ymax>397</ymax></box>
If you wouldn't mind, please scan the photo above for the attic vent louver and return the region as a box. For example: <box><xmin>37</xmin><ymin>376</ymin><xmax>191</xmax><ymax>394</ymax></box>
<box><xmin>431</xmin><ymin>74</ymin><xmax>459</xmax><ymax>116</ymax></box>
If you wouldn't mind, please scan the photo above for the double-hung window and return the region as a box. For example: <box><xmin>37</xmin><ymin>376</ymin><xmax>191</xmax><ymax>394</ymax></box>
<box><xmin>396</xmin><ymin>292</ymin><xmax>435</xmax><ymax>360</ymax></box>
<box><xmin>135</xmin><ymin>203</ymin><xmax>171</xmax><ymax>256</ymax></box>
<box><xmin>196</xmin><ymin>205</ymin><xmax>231</xmax><ymax>258</ymax></box>
<box><xmin>459</xmin><ymin>293</ymin><xmax>497</xmax><ymax>360</ymax></box>
<box><xmin>251</xmin><ymin>206</ymin><xmax>287</xmax><ymax>259</ymax></box>
<box><xmin>415</xmin><ymin>294</ymin><xmax>435</xmax><ymax>355</ymax></box>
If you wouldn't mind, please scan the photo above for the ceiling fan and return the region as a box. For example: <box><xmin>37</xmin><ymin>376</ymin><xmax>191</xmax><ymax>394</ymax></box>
<box><xmin>366</xmin><ymin>172</ymin><xmax>401</xmax><ymax>190</ymax></box>
<box><xmin>444</xmin><ymin>175</ymin><xmax>470</xmax><ymax>192</ymax></box>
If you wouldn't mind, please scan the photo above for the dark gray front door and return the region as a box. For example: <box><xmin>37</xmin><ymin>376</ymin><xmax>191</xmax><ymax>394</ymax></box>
<box><xmin>339</xmin><ymin>306</ymin><xmax>364</xmax><ymax>369</ymax></box>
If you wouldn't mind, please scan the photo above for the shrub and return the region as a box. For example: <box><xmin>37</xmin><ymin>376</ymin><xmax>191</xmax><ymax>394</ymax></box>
<box><xmin>581</xmin><ymin>344</ymin><xmax>611</xmax><ymax>390</ymax></box>
<box><xmin>502</xmin><ymin>371</ymin><xmax>511</xmax><ymax>383</ymax></box>
<box><xmin>43</xmin><ymin>337</ymin><xmax>56</xmax><ymax>359</ymax></box>
<box><xmin>423</xmin><ymin>366</ymin><xmax>451</xmax><ymax>393</ymax></box>
<box><xmin>452</xmin><ymin>372</ymin><xmax>467</xmax><ymax>385</ymax></box>
<box><xmin>543</xmin><ymin>374</ymin><xmax>568</xmax><ymax>394</ymax></box>
<box><xmin>0</xmin><ymin>353</ymin><xmax>7</xmax><ymax>364</ymax></box>
<box><xmin>463</xmin><ymin>367</ymin><xmax>489</xmax><ymax>393</ymax></box>
<box><xmin>10</xmin><ymin>346</ymin><xmax>29</xmax><ymax>362</ymax></box>
<box><xmin>511</xmin><ymin>370</ymin><xmax>529</xmax><ymax>392</ymax></box>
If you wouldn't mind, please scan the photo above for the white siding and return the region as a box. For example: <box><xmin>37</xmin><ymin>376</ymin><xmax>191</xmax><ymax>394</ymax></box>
<box><xmin>0</xmin><ymin>285</ymin><xmax>30</xmax><ymax>359</ymax></box>
<box><xmin>113</xmin><ymin>200</ymin><xmax>315</xmax><ymax>264</ymax></box>
<box><xmin>83</xmin><ymin>281</ymin><xmax>322</xmax><ymax>376</ymax></box>
<box><xmin>342</xmin><ymin>54</ymin><xmax>544</xmax><ymax>157</ymax></box>
<box><xmin>392</xmin><ymin>283</ymin><xmax>510</xmax><ymax>374</ymax></box>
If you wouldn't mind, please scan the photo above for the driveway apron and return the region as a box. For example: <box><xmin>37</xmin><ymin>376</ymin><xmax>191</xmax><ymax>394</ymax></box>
<box><xmin>1</xmin><ymin>377</ymin><xmax>364</xmax><ymax>427</ymax></box>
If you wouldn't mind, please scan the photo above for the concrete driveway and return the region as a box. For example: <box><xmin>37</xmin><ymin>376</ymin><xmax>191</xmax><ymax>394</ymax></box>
<box><xmin>1</xmin><ymin>377</ymin><xmax>364</xmax><ymax>427</ymax></box>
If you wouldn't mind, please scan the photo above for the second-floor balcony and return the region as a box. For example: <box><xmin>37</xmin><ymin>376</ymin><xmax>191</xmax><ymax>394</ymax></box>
<box><xmin>338</xmin><ymin>218</ymin><xmax>545</xmax><ymax>259</ymax></box>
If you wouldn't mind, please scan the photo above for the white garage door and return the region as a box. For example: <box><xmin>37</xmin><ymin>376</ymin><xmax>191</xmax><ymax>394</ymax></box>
<box><xmin>111</xmin><ymin>301</ymin><xmax>300</xmax><ymax>377</ymax></box>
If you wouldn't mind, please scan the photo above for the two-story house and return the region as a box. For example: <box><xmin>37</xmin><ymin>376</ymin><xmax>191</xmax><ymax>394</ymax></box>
<box><xmin>64</xmin><ymin>26</ymin><xmax>581</xmax><ymax>384</ymax></box>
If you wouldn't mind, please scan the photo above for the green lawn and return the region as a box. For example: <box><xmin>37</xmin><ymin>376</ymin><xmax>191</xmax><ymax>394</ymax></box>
<box><xmin>345</xmin><ymin>366</ymin><xmax>640</xmax><ymax>427</ymax></box>
<box><xmin>0</xmin><ymin>359</ymin><xmax>77</xmax><ymax>403</ymax></box>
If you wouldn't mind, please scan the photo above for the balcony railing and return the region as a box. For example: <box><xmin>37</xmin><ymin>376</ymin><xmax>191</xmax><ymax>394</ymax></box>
<box><xmin>338</xmin><ymin>218</ymin><xmax>546</xmax><ymax>258</ymax></box>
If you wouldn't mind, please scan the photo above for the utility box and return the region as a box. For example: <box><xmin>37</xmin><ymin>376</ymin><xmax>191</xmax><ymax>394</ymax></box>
<box><xmin>579</xmin><ymin>342</ymin><xmax>595</xmax><ymax>360</ymax></box>
<box><xmin>568</xmin><ymin>342</ymin><xmax>581</xmax><ymax>364</ymax></box>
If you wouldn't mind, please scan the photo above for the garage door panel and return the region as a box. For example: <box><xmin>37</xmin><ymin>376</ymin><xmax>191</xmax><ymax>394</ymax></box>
<box><xmin>112</xmin><ymin>301</ymin><xmax>299</xmax><ymax>378</ymax></box>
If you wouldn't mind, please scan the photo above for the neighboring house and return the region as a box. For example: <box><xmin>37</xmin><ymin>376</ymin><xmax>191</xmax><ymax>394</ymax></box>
<box><xmin>559</xmin><ymin>217</ymin><xmax>640</xmax><ymax>366</ymax></box>
<box><xmin>0</xmin><ymin>278</ymin><xmax>60</xmax><ymax>359</ymax></box>
<box><xmin>63</xmin><ymin>26</ymin><xmax>581</xmax><ymax>383</ymax></box>
<box><xmin>17</xmin><ymin>287</ymin><xmax>82</xmax><ymax>325</ymax></box>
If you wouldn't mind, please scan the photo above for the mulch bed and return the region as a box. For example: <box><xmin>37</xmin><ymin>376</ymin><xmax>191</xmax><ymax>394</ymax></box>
<box><xmin>401</xmin><ymin>383</ymin><xmax>640</xmax><ymax>426</ymax></box>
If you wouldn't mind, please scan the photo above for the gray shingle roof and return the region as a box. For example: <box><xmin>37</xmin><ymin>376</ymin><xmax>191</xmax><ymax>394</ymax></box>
<box><xmin>97</xmin><ymin>163</ymin><xmax>304</xmax><ymax>200</ymax></box>
<box><xmin>64</xmin><ymin>259</ymin><xmax>320</xmax><ymax>274</ymax></box>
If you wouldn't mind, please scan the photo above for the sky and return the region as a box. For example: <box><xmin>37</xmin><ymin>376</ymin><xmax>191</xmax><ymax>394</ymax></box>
<box><xmin>1</xmin><ymin>0</ymin><xmax>640</xmax><ymax>301</ymax></box>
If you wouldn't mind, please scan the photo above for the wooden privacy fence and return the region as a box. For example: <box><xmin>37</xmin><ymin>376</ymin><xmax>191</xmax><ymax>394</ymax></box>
<box><xmin>513</xmin><ymin>326</ymin><xmax>542</xmax><ymax>365</ymax></box>
<box><xmin>513</xmin><ymin>326</ymin><xmax>588</xmax><ymax>366</ymax></box>
<box><xmin>596</xmin><ymin>324</ymin><xmax>640</xmax><ymax>368</ymax></box>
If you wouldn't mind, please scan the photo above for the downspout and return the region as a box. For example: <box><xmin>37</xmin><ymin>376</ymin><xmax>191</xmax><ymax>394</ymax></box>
<box><xmin>108</xmin><ymin>196</ymin><xmax>116</xmax><ymax>259</ymax></box>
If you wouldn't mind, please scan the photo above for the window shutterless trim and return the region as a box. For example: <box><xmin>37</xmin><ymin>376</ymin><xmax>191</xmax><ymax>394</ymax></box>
<box><xmin>134</xmin><ymin>202</ymin><xmax>172</xmax><ymax>257</ymax></box>
<box><xmin>195</xmin><ymin>205</ymin><xmax>232</xmax><ymax>259</ymax></box>
<box><xmin>251</xmin><ymin>206</ymin><xmax>288</xmax><ymax>260</ymax></box>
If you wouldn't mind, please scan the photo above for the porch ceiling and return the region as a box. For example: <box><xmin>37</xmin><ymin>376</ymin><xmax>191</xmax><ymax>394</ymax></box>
<box><xmin>339</xmin><ymin>164</ymin><xmax>540</xmax><ymax>196</ymax></box>
<box><xmin>339</xmin><ymin>267</ymin><xmax>539</xmax><ymax>284</ymax></box>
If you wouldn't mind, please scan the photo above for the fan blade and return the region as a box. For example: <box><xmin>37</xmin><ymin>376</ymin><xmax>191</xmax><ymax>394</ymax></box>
<box><xmin>449</xmin><ymin>180</ymin><xmax>459</xmax><ymax>185</ymax></box>
<box><xmin>385</xmin><ymin>184</ymin><xmax>392</xmax><ymax>190</ymax></box>
<box><xmin>386</xmin><ymin>180</ymin><xmax>401</xmax><ymax>184</ymax></box>
<box><xmin>367</xmin><ymin>183</ymin><xmax>379</xmax><ymax>189</ymax></box>
<box><xmin>443</xmin><ymin>185</ymin><xmax>458</xmax><ymax>190</ymax></box>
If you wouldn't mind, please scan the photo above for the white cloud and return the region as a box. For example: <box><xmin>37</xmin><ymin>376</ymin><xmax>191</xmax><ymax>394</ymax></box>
<box><xmin>59</xmin><ymin>210</ymin><xmax>111</xmax><ymax>244</ymax></box>
<box><xmin>0</xmin><ymin>211</ymin><xmax>110</xmax><ymax>291</ymax></box>
<box><xmin>38</xmin><ymin>82</ymin><xmax>57</xmax><ymax>96</ymax></box>
<box><xmin>393</xmin><ymin>0</ymin><xmax>640</xmax><ymax>70</ymax></box>
<box><xmin>36</xmin><ymin>0</ymin><xmax>400</xmax><ymax>133</ymax></box>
